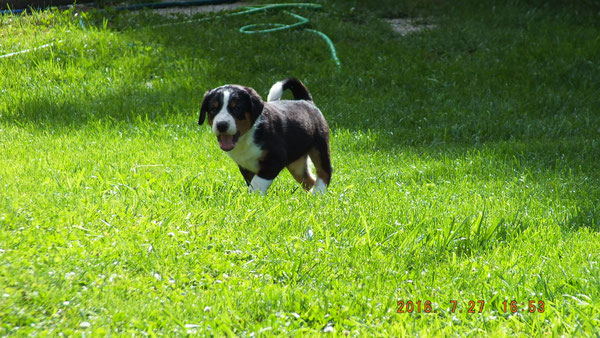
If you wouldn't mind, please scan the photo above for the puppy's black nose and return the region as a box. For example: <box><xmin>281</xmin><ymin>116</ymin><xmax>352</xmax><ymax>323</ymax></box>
<box><xmin>216</xmin><ymin>121</ymin><xmax>229</xmax><ymax>133</ymax></box>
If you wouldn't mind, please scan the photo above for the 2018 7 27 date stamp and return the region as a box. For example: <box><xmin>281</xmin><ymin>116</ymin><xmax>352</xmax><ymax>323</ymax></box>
<box><xmin>396</xmin><ymin>300</ymin><xmax>545</xmax><ymax>314</ymax></box>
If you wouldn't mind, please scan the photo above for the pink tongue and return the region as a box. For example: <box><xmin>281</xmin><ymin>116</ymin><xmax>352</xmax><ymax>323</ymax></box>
<box><xmin>219</xmin><ymin>135</ymin><xmax>235</xmax><ymax>151</ymax></box>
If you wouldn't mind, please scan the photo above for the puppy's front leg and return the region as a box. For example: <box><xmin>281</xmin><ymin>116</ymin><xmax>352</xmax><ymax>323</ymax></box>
<box><xmin>238</xmin><ymin>166</ymin><xmax>255</xmax><ymax>186</ymax></box>
<box><xmin>249</xmin><ymin>158</ymin><xmax>284</xmax><ymax>195</ymax></box>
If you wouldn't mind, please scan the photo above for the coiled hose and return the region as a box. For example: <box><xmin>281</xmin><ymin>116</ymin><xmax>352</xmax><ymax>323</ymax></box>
<box><xmin>1</xmin><ymin>1</ymin><xmax>341</xmax><ymax>68</ymax></box>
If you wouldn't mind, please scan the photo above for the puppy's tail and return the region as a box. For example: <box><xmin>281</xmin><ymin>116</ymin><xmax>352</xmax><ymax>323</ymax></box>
<box><xmin>267</xmin><ymin>78</ymin><xmax>313</xmax><ymax>102</ymax></box>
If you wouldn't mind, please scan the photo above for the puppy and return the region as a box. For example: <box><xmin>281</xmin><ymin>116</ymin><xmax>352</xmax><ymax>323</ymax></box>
<box><xmin>198</xmin><ymin>78</ymin><xmax>332</xmax><ymax>194</ymax></box>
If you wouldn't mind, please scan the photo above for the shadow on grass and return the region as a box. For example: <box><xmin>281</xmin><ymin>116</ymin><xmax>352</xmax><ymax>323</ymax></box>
<box><xmin>5</xmin><ymin>0</ymin><xmax>598</xmax><ymax>136</ymax></box>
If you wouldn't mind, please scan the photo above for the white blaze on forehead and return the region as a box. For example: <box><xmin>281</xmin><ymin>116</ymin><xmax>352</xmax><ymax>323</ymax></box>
<box><xmin>212</xmin><ymin>90</ymin><xmax>237</xmax><ymax>136</ymax></box>
<box><xmin>249</xmin><ymin>176</ymin><xmax>273</xmax><ymax>195</ymax></box>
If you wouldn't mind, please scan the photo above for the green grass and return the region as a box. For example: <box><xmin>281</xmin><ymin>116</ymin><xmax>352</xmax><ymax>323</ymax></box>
<box><xmin>1</xmin><ymin>0</ymin><xmax>600</xmax><ymax>335</ymax></box>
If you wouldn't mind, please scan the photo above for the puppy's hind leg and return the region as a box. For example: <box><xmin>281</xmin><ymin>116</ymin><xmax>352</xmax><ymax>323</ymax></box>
<box><xmin>286</xmin><ymin>155</ymin><xmax>316</xmax><ymax>191</ymax></box>
<box><xmin>308</xmin><ymin>142</ymin><xmax>332</xmax><ymax>194</ymax></box>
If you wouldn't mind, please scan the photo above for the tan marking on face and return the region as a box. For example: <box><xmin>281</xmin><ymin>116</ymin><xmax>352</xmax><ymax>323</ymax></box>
<box><xmin>235</xmin><ymin>110</ymin><xmax>253</xmax><ymax>135</ymax></box>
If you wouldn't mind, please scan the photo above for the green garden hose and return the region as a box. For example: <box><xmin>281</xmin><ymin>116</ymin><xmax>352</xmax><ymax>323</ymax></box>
<box><xmin>156</xmin><ymin>3</ymin><xmax>341</xmax><ymax>68</ymax></box>
<box><xmin>232</xmin><ymin>3</ymin><xmax>341</xmax><ymax>68</ymax></box>
<box><xmin>238</xmin><ymin>10</ymin><xmax>309</xmax><ymax>34</ymax></box>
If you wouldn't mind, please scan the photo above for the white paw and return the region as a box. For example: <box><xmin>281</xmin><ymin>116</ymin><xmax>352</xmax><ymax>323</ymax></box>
<box><xmin>249</xmin><ymin>176</ymin><xmax>273</xmax><ymax>195</ymax></box>
<box><xmin>312</xmin><ymin>178</ymin><xmax>327</xmax><ymax>194</ymax></box>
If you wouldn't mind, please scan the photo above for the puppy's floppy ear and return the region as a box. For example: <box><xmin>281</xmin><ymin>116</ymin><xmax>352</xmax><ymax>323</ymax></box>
<box><xmin>199</xmin><ymin>89</ymin><xmax>212</xmax><ymax>125</ymax></box>
<box><xmin>243</xmin><ymin>87</ymin><xmax>264</xmax><ymax>121</ymax></box>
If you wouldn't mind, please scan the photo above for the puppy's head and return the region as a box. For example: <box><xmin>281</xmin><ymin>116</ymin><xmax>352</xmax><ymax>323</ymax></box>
<box><xmin>199</xmin><ymin>85</ymin><xmax>264</xmax><ymax>151</ymax></box>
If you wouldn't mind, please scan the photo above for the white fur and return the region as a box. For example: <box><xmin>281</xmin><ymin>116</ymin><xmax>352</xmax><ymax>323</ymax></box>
<box><xmin>226</xmin><ymin>116</ymin><xmax>263</xmax><ymax>172</ymax></box>
<box><xmin>212</xmin><ymin>90</ymin><xmax>236</xmax><ymax>136</ymax></box>
<box><xmin>312</xmin><ymin>178</ymin><xmax>327</xmax><ymax>194</ymax></box>
<box><xmin>249</xmin><ymin>176</ymin><xmax>273</xmax><ymax>195</ymax></box>
<box><xmin>267</xmin><ymin>81</ymin><xmax>284</xmax><ymax>101</ymax></box>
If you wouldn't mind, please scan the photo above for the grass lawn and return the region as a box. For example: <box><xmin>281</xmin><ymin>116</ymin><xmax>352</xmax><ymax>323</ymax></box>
<box><xmin>1</xmin><ymin>0</ymin><xmax>600</xmax><ymax>335</ymax></box>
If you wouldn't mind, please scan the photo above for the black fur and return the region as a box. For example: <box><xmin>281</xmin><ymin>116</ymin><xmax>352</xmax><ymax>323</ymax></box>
<box><xmin>198</xmin><ymin>90</ymin><xmax>211</xmax><ymax>125</ymax></box>
<box><xmin>241</xmin><ymin>86</ymin><xmax>264</xmax><ymax>121</ymax></box>
<box><xmin>238</xmin><ymin>166</ymin><xmax>255</xmax><ymax>186</ymax></box>
<box><xmin>254</xmin><ymin>100</ymin><xmax>329</xmax><ymax>179</ymax></box>
<box><xmin>198</xmin><ymin>89</ymin><xmax>225</xmax><ymax>125</ymax></box>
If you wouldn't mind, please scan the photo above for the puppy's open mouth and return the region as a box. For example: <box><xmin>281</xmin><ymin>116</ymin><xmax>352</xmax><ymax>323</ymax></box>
<box><xmin>217</xmin><ymin>132</ymin><xmax>240</xmax><ymax>151</ymax></box>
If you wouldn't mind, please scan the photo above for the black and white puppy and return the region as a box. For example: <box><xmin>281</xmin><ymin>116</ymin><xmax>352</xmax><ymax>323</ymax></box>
<box><xmin>198</xmin><ymin>78</ymin><xmax>332</xmax><ymax>194</ymax></box>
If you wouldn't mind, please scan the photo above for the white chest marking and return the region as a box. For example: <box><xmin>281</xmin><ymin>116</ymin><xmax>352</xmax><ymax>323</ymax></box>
<box><xmin>226</xmin><ymin>117</ymin><xmax>263</xmax><ymax>173</ymax></box>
